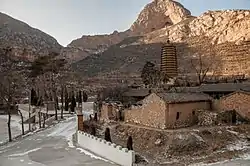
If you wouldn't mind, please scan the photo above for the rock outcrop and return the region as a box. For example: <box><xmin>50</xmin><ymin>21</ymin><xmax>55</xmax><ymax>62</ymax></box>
<box><xmin>144</xmin><ymin>10</ymin><xmax>250</xmax><ymax>44</ymax></box>
<box><xmin>130</xmin><ymin>0</ymin><xmax>192</xmax><ymax>34</ymax></box>
<box><xmin>0</xmin><ymin>12</ymin><xmax>62</xmax><ymax>61</ymax></box>
<box><xmin>190</xmin><ymin>10</ymin><xmax>250</xmax><ymax>44</ymax></box>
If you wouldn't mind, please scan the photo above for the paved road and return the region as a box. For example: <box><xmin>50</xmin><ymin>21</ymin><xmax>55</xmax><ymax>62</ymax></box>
<box><xmin>0</xmin><ymin>116</ymin><xmax>115</xmax><ymax>166</ymax></box>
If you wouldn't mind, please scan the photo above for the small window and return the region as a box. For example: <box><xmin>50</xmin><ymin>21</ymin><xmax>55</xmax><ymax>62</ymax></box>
<box><xmin>176</xmin><ymin>112</ymin><xmax>180</xmax><ymax>120</ymax></box>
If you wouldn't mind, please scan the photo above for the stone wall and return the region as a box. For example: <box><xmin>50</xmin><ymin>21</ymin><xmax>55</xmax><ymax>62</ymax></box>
<box><xmin>100</xmin><ymin>103</ymin><xmax>113</xmax><ymax>121</ymax></box>
<box><xmin>100</xmin><ymin>102</ymin><xmax>123</xmax><ymax>122</ymax></box>
<box><xmin>77</xmin><ymin>131</ymin><xmax>135</xmax><ymax>166</ymax></box>
<box><xmin>219</xmin><ymin>92</ymin><xmax>250</xmax><ymax>120</ymax></box>
<box><xmin>166</xmin><ymin>102</ymin><xmax>211</xmax><ymax>128</ymax></box>
<box><xmin>196</xmin><ymin>110</ymin><xmax>218</xmax><ymax>126</ymax></box>
<box><xmin>124</xmin><ymin>93</ymin><xmax>167</xmax><ymax>129</ymax></box>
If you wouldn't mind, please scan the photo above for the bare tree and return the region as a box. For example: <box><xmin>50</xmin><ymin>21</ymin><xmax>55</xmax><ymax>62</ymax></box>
<box><xmin>190</xmin><ymin>53</ymin><xmax>220</xmax><ymax>85</ymax></box>
<box><xmin>29</xmin><ymin>53</ymin><xmax>66</xmax><ymax>121</ymax></box>
<box><xmin>60</xmin><ymin>85</ymin><xmax>64</xmax><ymax>119</ymax></box>
<box><xmin>191</xmin><ymin>54</ymin><xmax>210</xmax><ymax>85</ymax></box>
<box><xmin>141</xmin><ymin>61</ymin><xmax>169</xmax><ymax>88</ymax></box>
<box><xmin>0</xmin><ymin>47</ymin><xmax>25</xmax><ymax>142</ymax></box>
<box><xmin>18</xmin><ymin>110</ymin><xmax>25</xmax><ymax>135</ymax></box>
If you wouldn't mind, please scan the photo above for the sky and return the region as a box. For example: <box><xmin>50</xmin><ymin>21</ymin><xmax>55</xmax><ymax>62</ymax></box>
<box><xmin>1</xmin><ymin>0</ymin><xmax>250</xmax><ymax>46</ymax></box>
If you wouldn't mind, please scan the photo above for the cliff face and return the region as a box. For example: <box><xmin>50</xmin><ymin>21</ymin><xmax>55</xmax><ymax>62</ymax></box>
<box><xmin>130</xmin><ymin>0</ymin><xmax>192</xmax><ymax>34</ymax></box>
<box><xmin>0</xmin><ymin>12</ymin><xmax>62</xmax><ymax>61</ymax></box>
<box><xmin>144</xmin><ymin>10</ymin><xmax>250</xmax><ymax>44</ymax></box>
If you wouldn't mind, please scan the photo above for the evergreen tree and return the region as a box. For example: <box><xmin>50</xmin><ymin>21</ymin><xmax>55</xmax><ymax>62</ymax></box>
<box><xmin>49</xmin><ymin>91</ymin><xmax>53</xmax><ymax>101</ymax></box>
<box><xmin>141</xmin><ymin>61</ymin><xmax>155</xmax><ymax>86</ymax></box>
<box><xmin>94</xmin><ymin>112</ymin><xmax>98</xmax><ymax>122</ymax></box>
<box><xmin>79</xmin><ymin>91</ymin><xmax>82</xmax><ymax>105</ymax></box>
<box><xmin>60</xmin><ymin>85</ymin><xmax>64</xmax><ymax>119</ymax></box>
<box><xmin>91</xmin><ymin>126</ymin><xmax>96</xmax><ymax>136</ymax></box>
<box><xmin>70</xmin><ymin>92</ymin><xmax>76</xmax><ymax>113</ymax></box>
<box><xmin>127</xmin><ymin>136</ymin><xmax>133</xmax><ymax>150</ymax></box>
<box><xmin>141</xmin><ymin>61</ymin><xmax>168</xmax><ymax>87</ymax></box>
<box><xmin>82</xmin><ymin>91</ymin><xmax>88</xmax><ymax>102</ymax></box>
<box><xmin>55</xmin><ymin>96</ymin><xmax>59</xmax><ymax>110</ymax></box>
<box><xmin>31</xmin><ymin>88</ymin><xmax>38</xmax><ymax>106</ymax></box>
<box><xmin>76</xmin><ymin>91</ymin><xmax>79</xmax><ymax>103</ymax></box>
<box><xmin>65</xmin><ymin>87</ymin><xmax>69</xmax><ymax>111</ymax></box>
<box><xmin>104</xmin><ymin>128</ymin><xmax>112</xmax><ymax>143</ymax></box>
<box><xmin>44</xmin><ymin>90</ymin><xmax>49</xmax><ymax>101</ymax></box>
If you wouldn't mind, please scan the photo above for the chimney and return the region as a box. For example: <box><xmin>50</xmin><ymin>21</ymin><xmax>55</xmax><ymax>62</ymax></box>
<box><xmin>77</xmin><ymin>109</ymin><xmax>84</xmax><ymax>131</ymax></box>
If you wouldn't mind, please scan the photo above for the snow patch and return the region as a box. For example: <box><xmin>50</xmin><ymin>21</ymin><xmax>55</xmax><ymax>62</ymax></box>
<box><xmin>227</xmin><ymin>140</ymin><xmax>248</xmax><ymax>151</ymax></box>
<box><xmin>191</xmin><ymin>133</ymin><xmax>205</xmax><ymax>142</ymax></box>
<box><xmin>227</xmin><ymin>130</ymin><xmax>239</xmax><ymax>135</ymax></box>
<box><xmin>76</xmin><ymin>148</ymin><xmax>109</xmax><ymax>162</ymax></box>
<box><xmin>241</xmin><ymin>153</ymin><xmax>250</xmax><ymax>160</ymax></box>
<box><xmin>8</xmin><ymin>148</ymin><xmax>41</xmax><ymax>157</ymax></box>
<box><xmin>47</xmin><ymin>116</ymin><xmax>76</xmax><ymax>148</ymax></box>
<box><xmin>0</xmin><ymin>115</ymin><xmax>29</xmax><ymax>132</ymax></box>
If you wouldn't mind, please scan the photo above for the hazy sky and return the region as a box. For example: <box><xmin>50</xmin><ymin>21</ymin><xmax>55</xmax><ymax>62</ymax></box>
<box><xmin>1</xmin><ymin>0</ymin><xmax>250</xmax><ymax>46</ymax></box>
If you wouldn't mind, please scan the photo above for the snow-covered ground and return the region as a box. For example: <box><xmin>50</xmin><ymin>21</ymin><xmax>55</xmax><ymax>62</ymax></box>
<box><xmin>82</xmin><ymin>102</ymin><xmax>94</xmax><ymax>119</ymax></box>
<box><xmin>47</xmin><ymin>116</ymin><xmax>76</xmax><ymax>148</ymax></box>
<box><xmin>0</xmin><ymin>115</ymin><xmax>29</xmax><ymax>144</ymax></box>
<box><xmin>0</xmin><ymin>115</ymin><xmax>114</xmax><ymax>166</ymax></box>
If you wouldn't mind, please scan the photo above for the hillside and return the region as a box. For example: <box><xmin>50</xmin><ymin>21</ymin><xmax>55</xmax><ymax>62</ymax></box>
<box><xmin>73</xmin><ymin>2</ymin><xmax>250</xmax><ymax>78</ymax></box>
<box><xmin>68</xmin><ymin>0</ymin><xmax>191</xmax><ymax>63</ymax></box>
<box><xmin>66</xmin><ymin>30</ymin><xmax>132</xmax><ymax>62</ymax></box>
<box><xmin>0</xmin><ymin>12</ymin><xmax>62</xmax><ymax>61</ymax></box>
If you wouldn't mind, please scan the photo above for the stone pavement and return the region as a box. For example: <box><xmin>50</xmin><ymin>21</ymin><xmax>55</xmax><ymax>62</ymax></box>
<box><xmin>0</xmin><ymin>116</ymin><xmax>115</xmax><ymax>166</ymax></box>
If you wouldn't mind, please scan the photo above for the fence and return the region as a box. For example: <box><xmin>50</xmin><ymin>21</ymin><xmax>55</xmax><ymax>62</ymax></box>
<box><xmin>77</xmin><ymin>131</ymin><xmax>135</xmax><ymax>166</ymax></box>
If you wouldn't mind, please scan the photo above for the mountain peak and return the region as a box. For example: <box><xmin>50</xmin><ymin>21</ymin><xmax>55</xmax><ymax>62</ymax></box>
<box><xmin>130</xmin><ymin>0</ymin><xmax>192</xmax><ymax>34</ymax></box>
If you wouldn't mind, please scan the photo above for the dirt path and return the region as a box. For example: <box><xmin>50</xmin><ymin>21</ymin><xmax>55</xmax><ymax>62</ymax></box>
<box><xmin>119</xmin><ymin>122</ymin><xmax>235</xmax><ymax>133</ymax></box>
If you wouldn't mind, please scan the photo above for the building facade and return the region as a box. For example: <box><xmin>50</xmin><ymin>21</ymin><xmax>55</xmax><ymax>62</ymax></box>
<box><xmin>124</xmin><ymin>93</ymin><xmax>211</xmax><ymax>129</ymax></box>
<box><xmin>100</xmin><ymin>102</ymin><xmax>123</xmax><ymax>122</ymax></box>
<box><xmin>219</xmin><ymin>91</ymin><xmax>250</xmax><ymax>121</ymax></box>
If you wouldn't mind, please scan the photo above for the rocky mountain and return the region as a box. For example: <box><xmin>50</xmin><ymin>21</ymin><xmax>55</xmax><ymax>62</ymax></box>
<box><xmin>66</xmin><ymin>30</ymin><xmax>132</xmax><ymax>62</ymax></box>
<box><xmin>0</xmin><ymin>12</ymin><xmax>62</xmax><ymax>61</ymax></box>
<box><xmin>130</xmin><ymin>0</ymin><xmax>192</xmax><ymax>34</ymax></box>
<box><xmin>74</xmin><ymin>0</ymin><xmax>250</xmax><ymax>79</ymax></box>
<box><xmin>67</xmin><ymin>0</ymin><xmax>192</xmax><ymax>61</ymax></box>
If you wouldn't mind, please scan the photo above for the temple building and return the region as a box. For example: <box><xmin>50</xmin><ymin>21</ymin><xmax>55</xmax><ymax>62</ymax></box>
<box><xmin>160</xmin><ymin>40</ymin><xmax>178</xmax><ymax>77</ymax></box>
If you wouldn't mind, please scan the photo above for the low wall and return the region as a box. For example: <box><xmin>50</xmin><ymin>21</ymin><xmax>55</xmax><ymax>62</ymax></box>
<box><xmin>77</xmin><ymin>131</ymin><xmax>135</xmax><ymax>166</ymax></box>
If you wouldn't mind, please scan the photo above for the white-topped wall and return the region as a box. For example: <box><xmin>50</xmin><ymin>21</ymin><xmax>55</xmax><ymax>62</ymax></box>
<box><xmin>77</xmin><ymin>131</ymin><xmax>135</xmax><ymax>166</ymax></box>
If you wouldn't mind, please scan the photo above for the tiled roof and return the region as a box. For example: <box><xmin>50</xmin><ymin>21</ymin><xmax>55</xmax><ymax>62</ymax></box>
<box><xmin>169</xmin><ymin>83</ymin><xmax>250</xmax><ymax>93</ymax></box>
<box><xmin>123</xmin><ymin>89</ymin><xmax>150</xmax><ymax>97</ymax></box>
<box><xmin>157</xmin><ymin>92</ymin><xmax>212</xmax><ymax>103</ymax></box>
<box><xmin>220</xmin><ymin>90</ymin><xmax>250</xmax><ymax>100</ymax></box>
<box><xmin>169</xmin><ymin>87</ymin><xmax>201</xmax><ymax>93</ymax></box>
<box><xmin>199</xmin><ymin>83</ymin><xmax>250</xmax><ymax>92</ymax></box>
